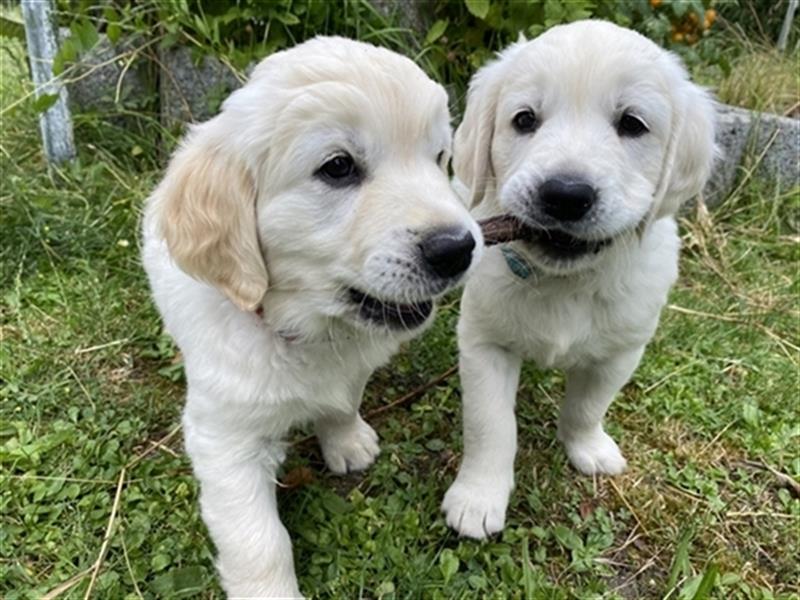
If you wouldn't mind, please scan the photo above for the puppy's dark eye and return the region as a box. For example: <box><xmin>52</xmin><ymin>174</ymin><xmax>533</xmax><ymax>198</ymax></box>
<box><xmin>316</xmin><ymin>154</ymin><xmax>360</xmax><ymax>186</ymax></box>
<box><xmin>617</xmin><ymin>113</ymin><xmax>648</xmax><ymax>137</ymax></box>
<box><xmin>436</xmin><ymin>150</ymin><xmax>447</xmax><ymax>168</ymax></box>
<box><xmin>512</xmin><ymin>109</ymin><xmax>538</xmax><ymax>134</ymax></box>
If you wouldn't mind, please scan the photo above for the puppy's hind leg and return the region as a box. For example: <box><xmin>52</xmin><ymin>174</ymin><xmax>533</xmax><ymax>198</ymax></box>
<box><xmin>442</xmin><ymin>342</ymin><xmax>521</xmax><ymax>539</ymax></box>
<box><xmin>557</xmin><ymin>347</ymin><xmax>644</xmax><ymax>476</ymax></box>
<box><xmin>183</xmin><ymin>412</ymin><xmax>302</xmax><ymax>599</ymax></box>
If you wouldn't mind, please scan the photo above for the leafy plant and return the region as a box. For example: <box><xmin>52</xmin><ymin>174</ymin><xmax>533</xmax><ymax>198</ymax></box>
<box><xmin>415</xmin><ymin>0</ymin><xmax>720</xmax><ymax>104</ymax></box>
<box><xmin>13</xmin><ymin>0</ymin><xmax>727</xmax><ymax>121</ymax></box>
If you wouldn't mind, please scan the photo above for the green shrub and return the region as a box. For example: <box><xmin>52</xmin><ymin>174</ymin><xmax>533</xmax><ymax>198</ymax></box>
<box><xmin>15</xmin><ymin>1</ymin><xmax>794</xmax><ymax>122</ymax></box>
<box><xmin>43</xmin><ymin>0</ymin><xmax>722</xmax><ymax>110</ymax></box>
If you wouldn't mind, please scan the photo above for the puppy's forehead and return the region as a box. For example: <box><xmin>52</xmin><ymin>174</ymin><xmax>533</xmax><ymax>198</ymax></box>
<box><xmin>501</xmin><ymin>21</ymin><xmax>675</xmax><ymax>102</ymax></box>
<box><xmin>254</xmin><ymin>37</ymin><xmax>448</xmax><ymax>132</ymax></box>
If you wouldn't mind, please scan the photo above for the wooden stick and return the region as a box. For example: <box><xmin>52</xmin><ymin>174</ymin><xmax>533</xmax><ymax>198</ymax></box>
<box><xmin>291</xmin><ymin>365</ymin><xmax>458</xmax><ymax>448</ymax></box>
<box><xmin>366</xmin><ymin>365</ymin><xmax>458</xmax><ymax>418</ymax></box>
<box><xmin>478</xmin><ymin>215</ymin><xmax>533</xmax><ymax>245</ymax></box>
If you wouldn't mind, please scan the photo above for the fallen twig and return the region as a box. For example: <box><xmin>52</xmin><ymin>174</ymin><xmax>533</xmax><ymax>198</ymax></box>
<box><xmin>366</xmin><ymin>364</ymin><xmax>458</xmax><ymax>418</ymax></box>
<box><xmin>291</xmin><ymin>365</ymin><xmax>458</xmax><ymax>448</ymax></box>
<box><xmin>732</xmin><ymin>459</ymin><xmax>800</xmax><ymax>498</ymax></box>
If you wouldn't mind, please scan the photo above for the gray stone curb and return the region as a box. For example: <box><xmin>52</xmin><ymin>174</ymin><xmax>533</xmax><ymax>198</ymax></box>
<box><xmin>706</xmin><ymin>104</ymin><xmax>799</xmax><ymax>206</ymax></box>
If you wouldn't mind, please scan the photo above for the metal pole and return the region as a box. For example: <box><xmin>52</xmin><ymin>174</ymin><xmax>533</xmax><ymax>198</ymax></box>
<box><xmin>21</xmin><ymin>0</ymin><xmax>76</xmax><ymax>164</ymax></box>
<box><xmin>777</xmin><ymin>0</ymin><xmax>798</xmax><ymax>52</ymax></box>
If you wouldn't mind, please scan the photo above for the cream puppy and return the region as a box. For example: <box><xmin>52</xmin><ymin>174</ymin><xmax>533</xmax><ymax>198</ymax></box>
<box><xmin>442</xmin><ymin>21</ymin><xmax>716</xmax><ymax>539</ymax></box>
<box><xmin>142</xmin><ymin>37</ymin><xmax>482</xmax><ymax>597</ymax></box>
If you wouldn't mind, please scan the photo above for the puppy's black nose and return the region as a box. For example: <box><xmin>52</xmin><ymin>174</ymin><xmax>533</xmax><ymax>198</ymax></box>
<box><xmin>419</xmin><ymin>228</ymin><xmax>475</xmax><ymax>279</ymax></box>
<box><xmin>539</xmin><ymin>178</ymin><xmax>597</xmax><ymax>222</ymax></box>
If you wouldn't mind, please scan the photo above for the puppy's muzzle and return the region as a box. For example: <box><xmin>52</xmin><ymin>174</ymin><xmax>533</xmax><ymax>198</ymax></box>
<box><xmin>539</xmin><ymin>177</ymin><xmax>597</xmax><ymax>223</ymax></box>
<box><xmin>419</xmin><ymin>227</ymin><xmax>476</xmax><ymax>279</ymax></box>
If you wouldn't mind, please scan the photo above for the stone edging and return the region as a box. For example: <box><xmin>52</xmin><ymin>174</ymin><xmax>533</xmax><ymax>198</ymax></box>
<box><xmin>65</xmin><ymin>42</ymin><xmax>799</xmax><ymax>204</ymax></box>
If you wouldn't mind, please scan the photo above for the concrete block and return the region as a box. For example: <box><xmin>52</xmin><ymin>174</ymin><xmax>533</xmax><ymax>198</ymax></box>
<box><xmin>705</xmin><ymin>104</ymin><xmax>799</xmax><ymax>206</ymax></box>
<box><xmin>159</xmin><ymin>46</ymin><xmax>244</xmax><ymax>129</ymax></box>
<box><xmin>62</xmin><ymin>30</ymin><xmax>149</xmax><ymax>119</ymax></box>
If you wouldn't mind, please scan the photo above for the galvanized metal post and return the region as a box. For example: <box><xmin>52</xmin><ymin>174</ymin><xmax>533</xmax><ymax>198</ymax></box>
<box><xmin>21</xmin><ymin>0</ymin><xmax>76</xmax><ymax>164</ymax></box>
<box><xmin>777</xmin><ymin>0</ymin><xmax>798</xmax><ymax>52</ymax></box>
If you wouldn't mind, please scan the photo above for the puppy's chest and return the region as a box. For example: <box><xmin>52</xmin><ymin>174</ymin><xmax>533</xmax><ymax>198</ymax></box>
<box><xmin>508</xmin><ymin>298</ymin><xmax>596</xmax><ymax>368</ymax></box>
<box><xmin>275</xmin><ymin>338</ymin><xmax>394</xmax><ymax>395</ymax></box>
<box><xmin>499</xmin><ymin>287</ymin><xmax>647</xmax><ymax>369</ymax></box>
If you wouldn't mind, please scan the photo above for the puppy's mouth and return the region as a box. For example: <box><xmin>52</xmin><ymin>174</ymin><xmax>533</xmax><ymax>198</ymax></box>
<box><xmin>533</xmin><ymin>229</ymin><xmax>612</xmax><ymax>259</ymax></box>
<box><xmin>479</xmin><ymin>215</ymin><xmax>612</xmax><ymax>260</ymax></box>
<box><xmin>347</xmin><ymin>288</ymin><xmax>433</xmax><ymax>330</ymax></box>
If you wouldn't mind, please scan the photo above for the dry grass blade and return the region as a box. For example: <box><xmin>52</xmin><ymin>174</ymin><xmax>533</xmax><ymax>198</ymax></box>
<box><xmin>84</xmin><ymin>467</ymin><xmax>127</xmax><ymax>599</ymax></box>
<box><xmin>125</xmin><ymin>424</ymin><xmax>182</xmax><ymax>469</ymax></box>
<box><xmin>610</xmin><ymin>555</ymin><xmax>658</xmax><ymax>594</ymax></box>
<box><xmin>666</xmin><ymin>304</ymin><xmax>800</xmax><ymax>360</ymax></box>
<box><xmin>119</xmin><ymin>525</ymin><xmax>144</xmax><ymax>600</ymax></box>
<box><xmin>41</xmin><ymin>567</ymin><xmax>94</xmax><ymax>600</ymax></box>
<box><xmin>0</xmin><ymin>36</ymin><xmax>162</xmax><ymax>117</ymax></box>
<box><xmin>724</xmin><ymin>129</ymin><xmax>781</xmax><ymax>203</ymax></box>
<box><xmin>74</xmin><ymin>338</ymin><xmax>129</xmax><ymax>354</ymax></box>
<box><xmin>608</xmin><ymin>478</ymin><xmax>650</xmax><ymax>537</ymax></box>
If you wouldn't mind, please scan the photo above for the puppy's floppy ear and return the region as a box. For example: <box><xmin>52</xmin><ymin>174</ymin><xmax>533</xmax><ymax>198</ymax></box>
<box><xmin>653</xmin><ymin>76</ymin><xmax>718</xmax><ymax>219</ymax></box>
<box><xmin>453</xmin><ymin>59</ymin><xmax>504</xmax><ymax>208</ymax></box>
<box><xmin>154</xmin><ymin>125</ymin><xmax>268</xmax><ymax>311</ymax></box>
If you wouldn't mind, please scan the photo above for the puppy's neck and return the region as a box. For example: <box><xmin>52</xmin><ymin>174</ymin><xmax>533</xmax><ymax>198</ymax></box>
<box><xmin>254</xmin><ymin>290</ymin><xmax>385</xmax><ymax>350</ymax></box>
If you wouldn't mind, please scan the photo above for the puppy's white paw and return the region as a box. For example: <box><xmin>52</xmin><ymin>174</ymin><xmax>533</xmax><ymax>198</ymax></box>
<box><xmin>560</xmin><ymin>428</ymin><xmax>627</xmax><ymax>475</ymax></box>
<box><xmin>318</xmin><ymin>415</ymin><xmax>380</xmax><ymax>475</ymax></box>
<box><xmin>442</xmin><ymin>478</ymin><xmax>511</xmax><ymax>539</ymax></box>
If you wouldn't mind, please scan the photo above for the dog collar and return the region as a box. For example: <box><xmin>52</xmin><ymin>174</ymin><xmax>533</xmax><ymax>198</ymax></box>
<box><xmin>501</xmin><ymin>246</ymin><xmax>535</xmax><ymax>280</ymax></box>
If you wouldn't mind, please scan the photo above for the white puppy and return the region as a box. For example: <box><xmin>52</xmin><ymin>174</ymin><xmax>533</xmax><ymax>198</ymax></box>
<box><xmin>142</xmin><ymin>37</ymin><xmax>482</xmax><ymax>597</ymax></box>
<box><xmin>442</xmin><ymin>21</ymin><xmax>716</xmax><ymax>539</ymax></box>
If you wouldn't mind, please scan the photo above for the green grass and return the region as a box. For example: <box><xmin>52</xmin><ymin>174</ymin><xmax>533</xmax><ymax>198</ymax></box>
<box><xmin>716</xmin><ymin>46</ymin><xmax>800</xmax><ymax>117</ymax></box>
<box><xmin>2</xmin><ymin>37</ymin><xmax>799</xmax><ymax>600</ymax></box>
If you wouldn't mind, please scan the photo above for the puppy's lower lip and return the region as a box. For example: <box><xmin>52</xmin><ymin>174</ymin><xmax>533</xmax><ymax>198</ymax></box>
<box><xmin>536</xmin><ymin>229</ymin><xmax>612</xmax><ymax>257</ymax></box>
<box><xmin>348</xmin><ymin>288</ymin><xmax>433</xmax><ymax>329</ymax></box>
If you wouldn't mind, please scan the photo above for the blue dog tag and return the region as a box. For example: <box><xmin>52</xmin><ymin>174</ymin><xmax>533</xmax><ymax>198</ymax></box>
<box><xmin>501</xmin><ymin>247</ymin><xmax>534</xmax><ymax>280</ymax></box>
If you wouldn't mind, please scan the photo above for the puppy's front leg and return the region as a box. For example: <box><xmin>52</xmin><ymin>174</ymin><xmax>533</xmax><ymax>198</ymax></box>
<box><xmin>442</xmin><ymin>342</ymin><xmax>522</xmax><ymax>539</ymax></box>
<box><xmin>315</xmin><ymin>375</ymin><xmax>380</xmax><ymax>475</ymax></box>
<box><xmin>557</xmin><ymin>347</ymin><xmax>645</xmax><ymax>476</ymax></box>
<box><xmin>315</xmin><ymin>412</ymin><xmax>380</xmax><ymax>475</ymax></box>
<box><xmin>183</xmin><ymin>413</ymin><xmax>302</xmax><ymax>599</ymax></box>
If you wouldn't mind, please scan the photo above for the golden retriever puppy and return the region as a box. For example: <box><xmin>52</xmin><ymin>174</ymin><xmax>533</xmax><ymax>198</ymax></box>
<box><xmin>142</xmin><ymin>37</ymin><xmax>482</xmax><ymax>597</ymax></box>
<box><xmin>442</xmin><ymin>21</ymin><xmax>716</xmax><ymax>539</ymax></box>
